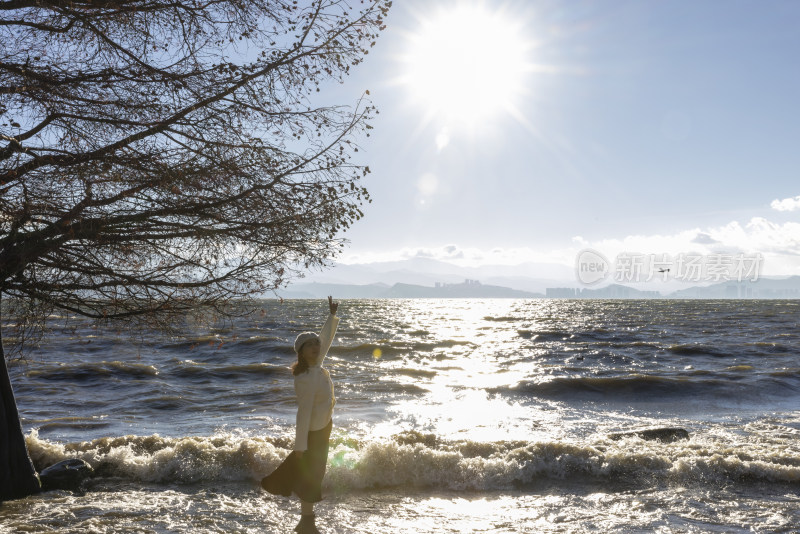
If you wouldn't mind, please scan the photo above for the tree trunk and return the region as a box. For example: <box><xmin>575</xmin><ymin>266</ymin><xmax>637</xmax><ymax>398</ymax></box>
<box><xmin>0</xmin><ymin>311</ymin><xmax>41</xmax><ymax>501</ymax></box>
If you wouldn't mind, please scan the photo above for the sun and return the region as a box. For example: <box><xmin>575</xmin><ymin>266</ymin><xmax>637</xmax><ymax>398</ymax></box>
<box><xmin>400</xmin><ymin>3</ymin><xmax>531</xmax><ymax>129</ymax></box>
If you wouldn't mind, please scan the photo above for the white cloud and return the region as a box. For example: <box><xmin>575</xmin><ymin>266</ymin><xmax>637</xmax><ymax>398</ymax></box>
<box><xmin>404</xmin><ymin>244</ymin><xmax>482</xmax><ymax>262</ymax></box>
<box><xmin>771</xmin><ymin>195</ymin><xmax>800</xmax><ymax>212</ymax></box>
<box><xmin>587</xmin><ymin>218</ymin><xmax>800</xmax><ymax>263</ymax></box>
<box><xmin>691</xmin><ymin>233</ymin><xmax>719</xmax><ymax>245</ymax></box>
<box><xmin>342</xmin><ymin>244</ymin><xmax>576</xmax><ymax>267</ymax></box>
<box><xmin>341</xmin><ymin>216</ymin><xmax>800</xmax><ymax>276</ymax></box>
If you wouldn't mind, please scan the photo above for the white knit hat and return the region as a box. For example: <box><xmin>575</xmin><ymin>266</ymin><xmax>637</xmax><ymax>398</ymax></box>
<box><xmin>294</xmin><ymin>332</ymin><xmax>319</xmax><ymax>354</ymax></box>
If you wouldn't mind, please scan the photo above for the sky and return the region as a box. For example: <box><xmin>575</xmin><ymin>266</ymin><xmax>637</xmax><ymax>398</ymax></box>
<box><xmin>323</xmin><ymin>0</ymin><xmax>800</xmax><ymax>278</ymax></box>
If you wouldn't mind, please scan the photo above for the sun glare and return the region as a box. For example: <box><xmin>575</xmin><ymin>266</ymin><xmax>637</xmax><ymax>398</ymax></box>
<box><xmin>401</xmin><ymin>4</ymin><xmax>531</xmax><ymax>128</ymax></box>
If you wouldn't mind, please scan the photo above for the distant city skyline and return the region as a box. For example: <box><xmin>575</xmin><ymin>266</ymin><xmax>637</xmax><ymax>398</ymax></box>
<box><xmin>319</xmin><ymin>0</ymin><xmax>800</xmax><ymax>277</ymax></box>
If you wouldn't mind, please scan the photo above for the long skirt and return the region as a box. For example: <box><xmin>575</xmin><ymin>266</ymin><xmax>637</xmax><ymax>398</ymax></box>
<box><xmin>261</xmin><ymin>419</ymin><xmax>332</xmax><ymax>503</ymax></box>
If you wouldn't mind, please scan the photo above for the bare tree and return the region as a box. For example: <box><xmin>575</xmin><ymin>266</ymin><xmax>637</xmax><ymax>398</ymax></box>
<box><xmin>0</xmin><ymin>0</ymin><xmax>390</xmax><ymax>500</ymax></box>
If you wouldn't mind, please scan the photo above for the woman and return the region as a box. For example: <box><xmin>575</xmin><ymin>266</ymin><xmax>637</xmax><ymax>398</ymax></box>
<box><xmin>262</xmin><ymin>296</ymin><xmax>339</xmax><ymax>534</ymax></box>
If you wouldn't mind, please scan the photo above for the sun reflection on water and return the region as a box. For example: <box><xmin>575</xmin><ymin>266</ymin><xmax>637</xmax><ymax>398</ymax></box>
<box><xmin>345</xmin><ymin>299</ymin><xmax>572</xmax><ymax>443</ymax></box>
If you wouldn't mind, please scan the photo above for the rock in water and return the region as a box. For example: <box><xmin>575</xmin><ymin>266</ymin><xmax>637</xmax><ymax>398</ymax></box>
<box><xmin>609</xmin><ymin>427</ymin><xmax>689</xmax><ymax>443</ymax></box>
<box><xmin>39</xmin><ymin>459</ymin><xmax>93</xmax><ymax>491</ymax></box>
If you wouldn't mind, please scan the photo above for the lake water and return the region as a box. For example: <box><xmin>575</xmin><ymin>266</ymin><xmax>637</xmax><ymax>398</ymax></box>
<box><xmin>2</xmin><ymin>299</ymin><xmax>800</xmax><ymax>533</ymax></box>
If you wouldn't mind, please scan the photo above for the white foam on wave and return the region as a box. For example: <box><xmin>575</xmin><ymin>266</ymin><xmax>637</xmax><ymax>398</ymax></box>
<box><xmin>26</xmin><ymin>429</ymin><xmax>285</xmax><ymax>484</ymax></box>
<box><xmin>25</xmin><ymin>429</ymin><xmax>800</xmax><ymax>491</ymax></box>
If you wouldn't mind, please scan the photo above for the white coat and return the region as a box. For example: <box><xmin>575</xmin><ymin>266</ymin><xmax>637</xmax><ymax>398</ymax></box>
<box><xmin>293</xmin><ymin>313</ymin><xmax>339</xmax><ymax>451</ymax></box>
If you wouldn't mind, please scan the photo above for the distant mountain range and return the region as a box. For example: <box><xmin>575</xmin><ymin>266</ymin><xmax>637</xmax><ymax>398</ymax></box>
<box><xmin>668</xmin><ymin>275</ymin><xmax>800</xmax><ymax>299</ymax></box>
<box><xmin>280</xmin><ymin>262</ymin><xmax>800</xmax><ymax>299</ymax></box>
<box><xmin>287</xmin><ymin>257</ymin><xmax>572</xmax><ymax>294</ymax></box>
<box><xmin>279</xmin><ymin>280</ymin><xmax>669</xmax><ymax>299</ymax></box>
<box><xmin>280</xmin><ymin>280</ymin><xmax>544</xmax><ymax>299</ymax></box>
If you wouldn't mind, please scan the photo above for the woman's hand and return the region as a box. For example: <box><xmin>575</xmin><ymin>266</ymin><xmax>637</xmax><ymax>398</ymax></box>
<box><xmin>328</xmin><ymin>295</ymin><xmax>338</xmax><ymax>315</ymax></box>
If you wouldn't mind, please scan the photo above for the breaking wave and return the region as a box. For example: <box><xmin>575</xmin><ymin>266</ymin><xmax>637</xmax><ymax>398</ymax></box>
<box><xmin>25</xmin><ymin>430</ymin><xmax>800</xmax><ymax>491</ymax></box>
